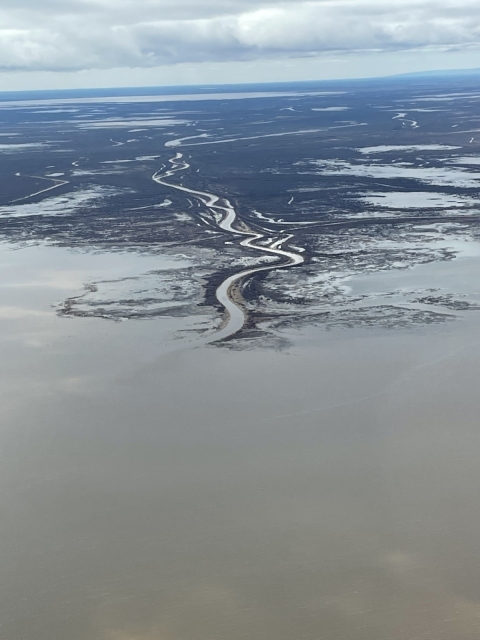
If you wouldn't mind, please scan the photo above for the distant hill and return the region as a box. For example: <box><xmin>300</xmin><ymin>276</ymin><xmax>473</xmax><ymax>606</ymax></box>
<box><xmin>394</xmin><ymin>68</ymin><xmax>480</xmax><ymax>78</ymax></box>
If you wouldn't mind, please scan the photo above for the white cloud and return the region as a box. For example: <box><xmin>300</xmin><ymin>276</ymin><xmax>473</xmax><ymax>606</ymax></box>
<box><xmin>1</xmin><ymin>0</ymin><xmax>480</xmax><ymax>72</ymax></box>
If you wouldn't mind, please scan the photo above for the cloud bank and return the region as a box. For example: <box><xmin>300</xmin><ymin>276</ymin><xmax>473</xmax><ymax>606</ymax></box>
<box><xmin>1</xmin><ymin>0</ymin><xmax>480</xmax><ymax>72</ymax></box>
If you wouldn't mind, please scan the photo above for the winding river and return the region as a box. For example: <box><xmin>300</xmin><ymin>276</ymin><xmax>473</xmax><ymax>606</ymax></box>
<box><xmin>153</xmin><ymin>153</ymin><xmax>304</xmax><ymax>341</ymax></box>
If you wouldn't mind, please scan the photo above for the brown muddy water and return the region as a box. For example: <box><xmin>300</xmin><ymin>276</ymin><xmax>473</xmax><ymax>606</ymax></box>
<box><xmin>2</xmin><ymin>243</ymin><xmax>480</xmax><ymax>639</ymax></box>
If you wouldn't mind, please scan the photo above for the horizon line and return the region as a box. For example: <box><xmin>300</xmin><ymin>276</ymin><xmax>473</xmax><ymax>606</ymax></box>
<box><xmin>1</xmin><ymin>66</ymin><xmax>479</xmax><ymax>98</ymax></box>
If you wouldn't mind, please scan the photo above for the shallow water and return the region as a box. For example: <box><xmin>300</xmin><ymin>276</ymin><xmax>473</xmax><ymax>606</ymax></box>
<box><xmin>359</xmin><ymin>191</ymin><xmax>477</xmax><ymax>210</ymax></box>
<box><xmin>2</xmin><ymin>243</ymin><xmax>480</xmax><ymax>639</ymax></box>
<box><xmin>348</xmin><ymin>248</ymin><xmax>480</xmax><ymax>298</ymax></box>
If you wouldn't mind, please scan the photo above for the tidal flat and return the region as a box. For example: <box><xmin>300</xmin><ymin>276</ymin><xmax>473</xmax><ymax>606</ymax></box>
<box><xmin>2</xmin><ymin>77</ymin><xmax>480</xmax><ymax>639</ymax></box>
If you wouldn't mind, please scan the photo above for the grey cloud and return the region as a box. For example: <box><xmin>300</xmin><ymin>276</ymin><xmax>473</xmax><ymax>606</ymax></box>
<box><xmin>1</xmin><ymin>0</ymin><xmax>480</xmax><ymax>72</ymax></box>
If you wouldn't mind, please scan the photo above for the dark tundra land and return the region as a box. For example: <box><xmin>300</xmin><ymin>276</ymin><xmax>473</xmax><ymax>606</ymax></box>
<box><xmin>2</xmin><ymin>77</ymin><xmax>480</xmax><ymax>344</ymax></box>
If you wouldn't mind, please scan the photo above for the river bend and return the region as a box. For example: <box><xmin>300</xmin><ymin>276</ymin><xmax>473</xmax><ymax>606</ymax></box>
<box><xmin>153</xmin><ymin>153</ymin><xmax>304</xmax><ymax>341</ymax></box>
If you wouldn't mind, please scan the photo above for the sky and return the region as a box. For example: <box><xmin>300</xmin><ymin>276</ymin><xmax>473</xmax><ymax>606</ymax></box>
<box><xmin>2</xmin><ymin>0</ymin><xmax>480</xmax><ymax>91</ymax></box>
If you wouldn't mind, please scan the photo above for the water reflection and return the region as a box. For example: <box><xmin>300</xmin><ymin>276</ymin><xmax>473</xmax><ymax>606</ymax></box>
<box><xmin>1</xmin><ymin>243</ymin><xmax>480</xmax><ymax>639</ymax></box>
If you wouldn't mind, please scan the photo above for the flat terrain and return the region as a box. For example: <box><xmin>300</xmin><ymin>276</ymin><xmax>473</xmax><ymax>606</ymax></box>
<box><xmin>2</xmin><ymin>78</ymin><xmax>480</xmax><ymax>639</ymax></box>
<box><xmin>2</xmin><ymin>78</ymin><xmax>480</xmax><ymax>342</ymax></box>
